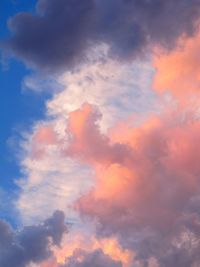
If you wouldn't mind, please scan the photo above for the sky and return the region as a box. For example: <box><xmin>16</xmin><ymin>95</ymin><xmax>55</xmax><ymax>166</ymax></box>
<box><xmin>1</xmin><ymin>0</ymin><xmax>200</xmax><ymax>266</ymax></box>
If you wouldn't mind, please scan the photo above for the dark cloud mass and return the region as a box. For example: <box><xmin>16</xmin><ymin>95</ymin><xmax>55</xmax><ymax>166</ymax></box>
<box><xmin>0</xmin><ymin>210</ymin><xmax>67</xmax><ymax>267</ymax></box>
<box><xmin>4</xmin><ymin>0</ymin><xmax>200</xmax><ymax>71</ymax></box>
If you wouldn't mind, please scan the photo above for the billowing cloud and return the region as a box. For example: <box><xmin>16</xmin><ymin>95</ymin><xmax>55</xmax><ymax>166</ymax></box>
<box><xmin>66</xmin><ymin>103</ymin><xmax>133</xmax><ymax>165</ymax></box>
<box><xmin>0</xmin><ymin>208</ymin><xmax>126</xmax><ymax>267</ymax></box>
<box><xmin>3</xmin><ymin>2</ymin><xmax>200</xmax><ymax>267</ymax></box>
<box><xmin>61</xmin><ymin>249</ymin><xmax>122</xmax><ymax>267</ymax></box>
<box><xmin>15</xmin><ymin>29</ymin><xmax>200</xmax><ymax>266</ymax></box>
<box><xmin>153</xmin><ymin>31</ymin><xmax>200</xmax><ymax>104</ymax></box>
<box><xmin>0</xmin><ymin>210</ymin><xmax>67</xmax><ymax>267</ymax></box>
<box><xmin>59</xmin><ymin>103</ymin><xmax>200</xmax><ymax>266</ymax></box>
<box><xmin>17</xmin><ymin>57</ymin><xmax>156</xmax><ymax>224</ymax></box>
<box><xmin>4</xmin><ymin>0</ymin><xmax>200</xmax><ymax>71</ymax></box>
<box><xmin>51</xmin><ymin>227</ymin><xmax>133</xmax><ymax>266</ymax></box>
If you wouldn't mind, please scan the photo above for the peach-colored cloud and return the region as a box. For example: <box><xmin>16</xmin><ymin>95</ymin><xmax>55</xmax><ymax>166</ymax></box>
<box><xmin>40</xmin><ymin>260</ymin><xmax>58</xmax><ymax>267</ymax></box>
<box><xmin>53</xmin><ymin>235</ymin><xmax>133</xmax><ymax>267</ymax></box>
<box><xmin>33</xmin><ymin>125</ymin><xmax>58</xmax><ymax>145</ymax></box>
<box><xmin>39</xmin><ymin>232</ymin><xmax>133</xmax><ymax>267</ymax></box>
<box><xmin>153</xmin><ymin>31</ymin><xmax>200</xmax><ymax>105</ymax></box>
<box><xmin>62</xmin><ymin>103</ymin><xmax>200</xmax><ymax>265</ymax></box>
<box><xmin>66</xmin><ymin>103</ymin><xmax>132</xmax><ymax>166</ymax></box>
<box><xmin>65</xmin><ymin>105</ymin><xmax>199</xmax><ymax>222</ymax></box>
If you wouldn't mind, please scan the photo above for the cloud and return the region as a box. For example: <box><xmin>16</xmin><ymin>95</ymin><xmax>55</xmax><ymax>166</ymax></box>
<box><xmin>0</xmin><ymin>210</ymin><xmax>67</xmax><ymax>267</ymax></box>
<box><xmin>17</xmin><ymin>135</ymin><xmax>93</xmax><ymax>224</ymax></box>
<box><xmin>16</xmin><ymin>57</ymin><xmax>156</xmax><ymax>224</ymax></box>
<box><xmin>28</xmin><ymin>227</ymin><xmax>134</xmax><ymax>267</ymax></box>
<box><xmin>22</xmin><ymin>98</ymin><xmax>200</xmax><ymax>266</ymax></box>
<box><xmin>153</xmin><ymin>31</ymin><xmax>200</xmax><ymax>104</ymax></box>
<box><xmin>4</xmin><ymin>3</ymin><xmax>200</xmax><ymax>266</ymax></box>
<box><xmin>58</xmin><ymin>103</ymin><xmax>200</xmax><ymax>266</ymax></box>
<box><xmin>14</xmin><ymin>36</ymin><xmax>200</xmax><ymax>265</ymax></box>
<box><xmin>66</xmin><ymin>103</ymin><xmax>133</xmax><ymax>165</ymax></box>
<box><xmin>51</xmin><ymin>223</ymin><xmax>133</xmax><ymax>266</ymax></box>
<box><xmin>61</xmin><ymin>249</ymin><xmax>122</xmax><ymax>267</ymax></box>
<box><xmin>47</xmin><ymin>57</ymin><xmax>157</xmax><ymax>131</ymax></box>
<box><xmin>4</xmin><ymin>0</ymin><xmax>200</xmax><ymax>72</ymax></box>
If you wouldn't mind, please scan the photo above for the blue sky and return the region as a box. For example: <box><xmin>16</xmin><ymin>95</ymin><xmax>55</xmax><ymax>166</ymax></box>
<box><xmin>0</xmin><ymin>0</ymin><xmax>48</xmax><ymax>224</ymax></box>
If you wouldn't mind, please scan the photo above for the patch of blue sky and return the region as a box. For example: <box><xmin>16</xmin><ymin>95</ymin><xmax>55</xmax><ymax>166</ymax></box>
<box><xmin>0</xmin><ymin>0</ymin><xmax>52</xmax><ymax>226</ymax></box>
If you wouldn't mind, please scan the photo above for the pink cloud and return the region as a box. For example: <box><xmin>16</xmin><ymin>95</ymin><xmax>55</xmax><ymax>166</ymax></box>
<box><xmin>153</xmin><ymin>31</ymin><xmax>200</xmax><ymax>107</ymax></box>
<box><xmin>65</xmin><ymin>103</ymin><xmax>132</xmax><ymax>166</ymax></box>
<box><xmin>61</xmin><ymin>103</ymin><xmax>200</xmax><ymax>264</ymax></box>
<box><xmin>31</xmin><ymin>124</ymin><xmax>60</xmax><ymax>158</ymax></box>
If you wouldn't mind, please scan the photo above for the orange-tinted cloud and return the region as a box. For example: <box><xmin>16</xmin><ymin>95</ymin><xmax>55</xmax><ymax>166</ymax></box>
<box><xmin>52</xmin><ymin>234</ymin><xmax>133</xmax><ymax>267</ymax></box>
<box><xmin>153</xmin><ymin>30</ymin><xmax>200</xmax><ymax>105</ymax></box>
<box><xmin>40</xmin><ymin>234</ymin><xmax>133</xmax><ymax>267</ymax></box>
<box><xmin>40</xmin><ymin>259</ymin><xmax>58</xmax><ymax>267</ymax></box>
<box><xmin>63</xmin><ymin>103</ymin><xmax>200</xmax><ymax>265</ymax></box>
<box><xmin>66</xmin><ymin>103</ymin><xmax>132</xmax><ymax>166</ymax></box>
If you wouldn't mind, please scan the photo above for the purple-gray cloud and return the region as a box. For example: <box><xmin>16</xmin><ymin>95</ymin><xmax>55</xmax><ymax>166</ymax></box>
<box><xmin>4</xmin><ymin>0</ymin><xmax>200</xmax><ymax>72</ymax></box>
<box><xmin>0</xmin><ymin>210</ymin><xmax>67</xmax><ymax>267</ymax></box>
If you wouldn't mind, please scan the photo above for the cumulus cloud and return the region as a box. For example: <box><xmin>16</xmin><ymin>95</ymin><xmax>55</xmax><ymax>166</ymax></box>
<box><xmin>59</xmin><ymin>103</ymin><xmax>200</xmax><ymax>266</ymax></box>
<box><xmin>61</xmin><ymin>249</ymin><xmax>122</xmax><ymax>267</ymax></box>
<box><xmin>66</xmin><ymin>103</ymin><xmax>133</xmax><ymax>165</ymax></box>
<box><xmin>20</xmin><ymin>97</ymin><xmax>200</xmax><ymax>266</ymax></box>
<box><xmin>4</xmin><ymin>0</ymin><xmax>200</xmax><ymax>71</ymax></box>
<box><xmin>153</xmin><ymin>31</ymin><xmax>200</xmax><ymax>104</ymax></box>
<box><xmin>0</xmin><ymin>210</ymin><xmax>67</xmax><ymax>267</ymax></box>
<box><xmin>15</xmin><ymin>30</ymin><xmax>200</xmax><ymax>265</ymax></box>
<box><xmin>17</xmin><ymin>58</ymin><xmax>156</xmax><ymax>224</ymax></box>
<box><xmin>29</xmin><ymin>229</ymin><xmax>133</xmax><ymax>267</ymax></box>
<box><xmin>3</xmin><ymin>2</ymin><xmax>200</xmax><ymax>267</ymax></box>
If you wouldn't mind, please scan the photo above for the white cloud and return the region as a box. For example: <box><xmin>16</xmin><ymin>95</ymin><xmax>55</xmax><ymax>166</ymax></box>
<box><xmin>48</xmin><ymin>57</ymin><xmax>157</xmax><ymax>131</ymax></box>
<box><xmin>17</xmin><ymin>145</ymin><xmax>93</xmax><ymax>225</ymax></box>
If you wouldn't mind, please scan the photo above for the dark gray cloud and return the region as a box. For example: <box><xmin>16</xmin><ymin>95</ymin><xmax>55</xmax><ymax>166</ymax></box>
<box><xmin>0</xmin><ymin>210</ymin><xmax>67</xmax><ymax>267</ymax></box>
<box><xmin>61</xmin><ymin>249</ymin><xmax>122</xmax><ymax>267</ymax></box>
<box><xmin>0</xmin><ymin>221</ymin><xmax>13</xmax><ymax>249</ymax></box>
<box><xmin>4</xmin><ymin>0</ymin><xmax>200</xmax><ymax>72</ymax></box>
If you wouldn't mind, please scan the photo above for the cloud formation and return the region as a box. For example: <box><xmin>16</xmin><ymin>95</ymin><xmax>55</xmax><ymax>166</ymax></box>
<box><xmin>61</xmin><ymin>249</ymin><xmax>122</xmax><ymax>267</ymax></box>
<box><xmin>3</xmin><ymin>1</ymin><xmax>200</xmax><ymax>267</ymax></box>
<box><xmin>61</xmin><ymin>103</ymin><xmax>200</xmax><ymax>266</ymax></box>
<box><xmin>154</xmin><ymin>31</ymin><xmax>200</xmax><ymax>103</ymax></box>
<box><xmin>15</xmin><ymin>29</ymin><xmax>200</xmax><ymax>265</ymax></box>
<box><xmin>4</xmin><ymin>0</ymin><xmax>200</xmax><ymax>71</ymax></box>
<box><xmin>17</xmin><ymin>57</ymin><xmax>156</xmax><ymax>224</ymax></box>
<box><xmin>0</xmin><ymin>210</ymin><xmax>67</xmax><ymax>267</ymax></box>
